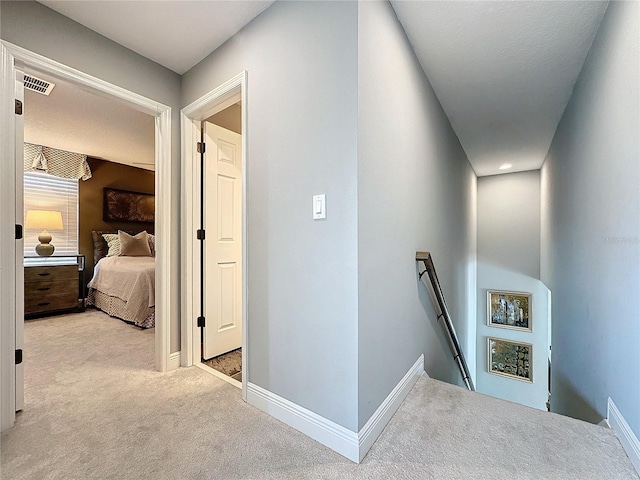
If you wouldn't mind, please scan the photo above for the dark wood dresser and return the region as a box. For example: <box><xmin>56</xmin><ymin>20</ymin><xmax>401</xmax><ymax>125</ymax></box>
<box><xmin>24</xmin><ymin>256</ymin><xmax>85</xmax><ymax>317</ymax></box>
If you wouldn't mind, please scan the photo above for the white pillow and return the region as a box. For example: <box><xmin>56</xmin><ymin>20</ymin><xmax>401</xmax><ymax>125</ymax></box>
<box><xmin>119</xmin><ymin>230</ymin><xmax>152</xmax><ymax>257</ymax></box>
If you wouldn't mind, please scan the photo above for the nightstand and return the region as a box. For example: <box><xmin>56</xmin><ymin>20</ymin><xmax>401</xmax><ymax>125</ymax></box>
<box><xmin>24</xmin><ymin>255</ymin><xmax>85</xmax><ymax>317</ymax></box>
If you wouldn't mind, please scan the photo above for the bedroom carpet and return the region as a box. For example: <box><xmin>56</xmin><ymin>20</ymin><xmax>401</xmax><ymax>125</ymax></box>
<box><xmin>203</xmin><ymin>348</ymin><xmax>242</xmax><ymax>378</ymax></box>
<box><xmin>1</xmin><ymin>310</ymin><xmax>637</xmax><ymax>480</ymax></box>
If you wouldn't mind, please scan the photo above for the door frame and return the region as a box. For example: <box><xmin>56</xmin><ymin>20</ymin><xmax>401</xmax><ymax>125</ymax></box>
<box><xmin>180</xmin><ymin>72</ymin><xmax>248</xmax><ymax>400</ymax></box>
<box><xmin>0</xmin><ymin>41</ymin><xmax>173</xmax><ymax>431</ymax></box>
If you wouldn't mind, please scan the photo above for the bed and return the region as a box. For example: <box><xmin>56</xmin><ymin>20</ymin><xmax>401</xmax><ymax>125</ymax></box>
<box><xmin>86</xmin><ymin>230</ymin><xmax>156</xmax><ymax>328</ymax></box>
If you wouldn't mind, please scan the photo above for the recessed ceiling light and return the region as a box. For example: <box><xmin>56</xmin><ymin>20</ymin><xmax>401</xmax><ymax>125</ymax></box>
<box><xmin>499</xmin><ymin>163</ymin><xmax>512</xmax><ymax>170</ymax></box>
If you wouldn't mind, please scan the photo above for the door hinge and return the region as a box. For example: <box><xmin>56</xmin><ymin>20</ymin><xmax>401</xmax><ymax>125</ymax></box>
<box><xmin>197</xmin><ymin>229</ymin><xmax>205</xmax><ymax>240</ymax></box>
<box><xmin>15</xmin><ymin>349</ymin><xmax>23</xmax><ymax>365</ymax></box>
<box><xmin>197</xmin><ymin>316</ymin><xmax>206</xmax><ymax>328</ymax></box>
<box><xmin>15</xmin><ymin>99</ymin><xmax>23</xmax><ymax>115</ymax></box>
<box><xmin>15</xmin><ymin>224</ymin><xmax>23</xmax><ymax>240</ymax></box>
<box><xmin>197</xmin><ymin>142</ymin><xmax>205</xmax><ymax>154</ymax></box>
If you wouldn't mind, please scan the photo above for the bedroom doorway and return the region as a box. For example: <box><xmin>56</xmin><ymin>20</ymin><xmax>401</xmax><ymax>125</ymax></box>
<box><xmin>20</xmin><ymin>66</ymin><xmax>158</xmax><ymax>336</ymax></box>
<box><xmin>181</xmin><ymin>73</ymin><xmax>248</xmax><ymax>397</ymax></box>
<box><xmin>1</xmin><ymin>42</ymin><xmax>174</xmax><ymax>431</ymax></box>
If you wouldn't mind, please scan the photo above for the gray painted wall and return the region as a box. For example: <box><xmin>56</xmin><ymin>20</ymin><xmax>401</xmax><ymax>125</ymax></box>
<box><xmin>182</xmin><ymin>1</ymin><xmax>359</xmax><ymax>431</ymax></box>
<box><xmin>357</xmin><ymin>1</ymin><xmax>477</xmax><ymax>429</ymax></box>
<box><xmin>478</xmin><ymin>172</ymin><xmax>541</xmax><ymax>279</ymax></box>
<box><xmin>541</xmin><ymin>1</ymin><xmax>639</xmax><ymax>435</ymax></box>
<box><xmin>0</xmin><ymin>1</ymin><xmax>183</xmax><ymax>352</ymax></box>
<box><xmin>476</xmin><ymin>171</ymin><xmax>549</xmax><ymax>409</ymax></box>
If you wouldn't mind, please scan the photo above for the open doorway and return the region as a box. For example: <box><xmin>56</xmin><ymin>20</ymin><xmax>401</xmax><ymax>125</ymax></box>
<box><xmin>19</xmin><ymin>67</ymin><xmax>158</xmax><ymax>415</ymax></box>
<box><xmin>21</xmin><ymin>69</ymin><xmax>157</xmax><ymax>325</ymax></box>
<box><xmin>0</xmin><ymin>42</ymin><xmax>173</xmax><ymax>431</ymax></box>
<box><xmin>181</xmin><ymin>72</ymin><xmax>248</xmax><ymax>397</ymax></box>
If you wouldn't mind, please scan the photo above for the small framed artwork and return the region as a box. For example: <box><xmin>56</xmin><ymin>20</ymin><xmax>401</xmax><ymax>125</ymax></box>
<box><xmin>487</xmin><ymin>290</ymin><xmax>532</xmax><ymax>332</ymax></box>
<box><xmin>488</xmin><ymin>337</ymin><xmax>532</xmax><ymax>383</ymax></box>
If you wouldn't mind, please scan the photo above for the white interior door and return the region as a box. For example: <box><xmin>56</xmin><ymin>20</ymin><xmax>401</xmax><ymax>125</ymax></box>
<box><xmin>15</xmin><ymin>71</ymin><xmax>24</xmax><ymax>412</ymax></box>
<box><xmin>202</xmin><ymin>121</ymin><xmax>242</xmax><ymax>360</ymax></box>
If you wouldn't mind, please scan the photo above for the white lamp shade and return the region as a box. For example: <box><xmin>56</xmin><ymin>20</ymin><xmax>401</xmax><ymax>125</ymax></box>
<box><xmin>25</xmin><ymin>210</ymin><xmax>63</xmax><ymax>230</ymax></box>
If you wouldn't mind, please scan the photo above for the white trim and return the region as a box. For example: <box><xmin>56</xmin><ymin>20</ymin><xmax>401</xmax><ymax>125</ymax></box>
<box><xmin>180</xmin><ymin>72</ymin><xmax>248</xmax><ymax>402</ymax></box>
<box><xmin>195</xmin><ymin>362</ymin><xmax>242</xmax><ymax>389</ymax></box>
<box><xmin>4</xmin><ymin>42</ymin><xmax>163</xmax><ymax>117</ymax></box>
<box><xmin>179</xmin><ymin>112</ymin><xmax>198</xmax><ymax>368</ymax></box>
<box><xmin>0</xmin><ymin>43</ymin><xmax>17</xmax><ymax>431</ymax></box>
<box><xmin>247</xmin><ymin>382</ymin><xmax>360</xmax><ymax>462</ymax></box>
<box><xmin>168</xmin><ymin>352</ymin><xmax>181</xmax><ymax>371</ymax></box>
<box><xmin>181</xmin><ymin>74</ymin><xmax>245</xmax><ymax>119</ymax></box>
<box><xmin>357</xmin><ymin>354</ymin><xmax>424</xmax><ymax>461</ymax></box>
<box><xmin>14</xmin><ymin>70</ymin><xmax>24</xmax><ymax>414</ymax></box>
<box><xmin>246</xmin><ymin>355</ymin><xmax>425</xmax><ymax>463</ymax></box>
<box><xmin>0</xmin><ymin>42</ymin><xmax>174</xmax><ymax>430</ymax></box>
<box><xmin>153</xmin><ymin>106</ymin><xmax>172</xmax><ymax>373</ymax></box>
<box><xmin>607</xmin><ymin>397</ymin><xmax>640</xmax><ymax>476</ymax></box>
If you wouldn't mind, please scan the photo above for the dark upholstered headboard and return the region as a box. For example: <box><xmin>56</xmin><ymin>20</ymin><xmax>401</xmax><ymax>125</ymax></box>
<box><xmin>91</xmin><ymin>231</ymin><xmax>114</xmax><ymax>265</ymax></box>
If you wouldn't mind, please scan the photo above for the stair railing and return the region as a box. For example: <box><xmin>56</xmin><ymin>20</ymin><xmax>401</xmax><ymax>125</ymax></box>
<box><xmin>416</xmin><ymin>251</ymin><xmax>474</xmax><ymax>391</ymax></box>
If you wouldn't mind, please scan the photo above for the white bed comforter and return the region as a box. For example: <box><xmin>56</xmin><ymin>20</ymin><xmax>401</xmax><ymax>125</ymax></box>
<box><xmin>88</xmin><ymin>256</ymin><xmax>155</xmax><ymax>313</ymax></box>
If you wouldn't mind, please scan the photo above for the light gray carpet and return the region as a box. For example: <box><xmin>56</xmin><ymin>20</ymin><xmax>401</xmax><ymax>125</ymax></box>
<box><xmin>1</xmin><ymin>310</ymin><xmax>636</xmax><ymax>479</ymax></box>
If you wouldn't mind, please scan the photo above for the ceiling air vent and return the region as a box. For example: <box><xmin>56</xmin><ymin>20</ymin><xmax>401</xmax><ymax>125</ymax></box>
<box><xmin>24</xmin><ymin>74</ymin><xmax>55</xmax><ymax>96</ymax></box>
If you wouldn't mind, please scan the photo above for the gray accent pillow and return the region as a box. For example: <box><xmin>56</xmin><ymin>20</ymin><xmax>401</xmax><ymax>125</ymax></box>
<box><xmin>147</xmin><ymin>233</ymin><xmax>155</xmax><ymax>257</ymax></box>
<box><xmin>119</xmin><ymin>230</ymin><xmax>152</xmax><ymax>257</ymax></box>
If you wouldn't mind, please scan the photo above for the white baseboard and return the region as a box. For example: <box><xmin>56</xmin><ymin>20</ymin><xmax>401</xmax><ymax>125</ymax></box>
<box><xmin>357</xmin><ymin>354</ymin><xmax>425</xmax><ymax>462</ymax></box>
<box><xmin>247</xmin><ymin>382</ymin><xmax>359</xmax><ymax>461</ymax></box>
<box><xmin>608</xmin><ymin>397</ymin><xmax>640</xmax><ymax>476</ymax></box>
<box><xmin>168</xmin><ymin>352</ymin><xmax>181</xmax><ymax>371</ymax></box>
<box><xmin>247</xmin><ymin>354</ymin><xmax>425</xmax><ymax>463</ymax></box>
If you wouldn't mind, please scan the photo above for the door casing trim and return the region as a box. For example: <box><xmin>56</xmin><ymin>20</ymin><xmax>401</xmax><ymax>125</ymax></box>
<box><xmin>180</xmin><ymin>72</ymin><xmax>248</xmax><ymax>401</ymax></box>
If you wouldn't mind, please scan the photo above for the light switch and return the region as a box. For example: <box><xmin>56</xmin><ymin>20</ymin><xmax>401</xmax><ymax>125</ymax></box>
<box><xmin>313</xmin><ymin>194</ymin><xmax>326</xmax><ymax>220</ymax></box>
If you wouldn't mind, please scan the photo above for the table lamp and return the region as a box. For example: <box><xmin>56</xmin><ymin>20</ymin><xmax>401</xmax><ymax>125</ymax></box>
<box><xmin>25</xmin><ymin>210</ymin><xmax>63</xmax><ymax>256</ymax></box>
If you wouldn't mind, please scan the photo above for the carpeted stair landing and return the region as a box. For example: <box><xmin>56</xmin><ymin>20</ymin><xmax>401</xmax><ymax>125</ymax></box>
<box><xmin>1</xmin><ymin>311</ymin><xmax>637</xmax><ymax>479</ymax></box>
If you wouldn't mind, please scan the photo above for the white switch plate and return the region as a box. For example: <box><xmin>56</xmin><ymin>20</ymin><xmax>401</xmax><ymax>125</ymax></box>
<box><xmin>313</xmin><ymin>194</ymin><xmax>326</xmax><ymax>220</ymax></box>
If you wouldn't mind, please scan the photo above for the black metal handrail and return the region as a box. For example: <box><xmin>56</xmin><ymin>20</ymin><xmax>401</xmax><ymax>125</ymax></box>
<box><xmin>416</xmin><ymin>251</ymin><xmax>474</xmax><ymax>391</ymax></box>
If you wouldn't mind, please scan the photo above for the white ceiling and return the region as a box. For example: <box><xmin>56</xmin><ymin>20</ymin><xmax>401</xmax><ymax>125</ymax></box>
<box><xmin>32</xmin><ymin>1</ymin><xmax>609</xmax><ymax>177</ymax></box>
<box><xmin>24</xmin><ymin>70</ymin><xmax>156</xmax><ymax>170</ymax></box>
<box><xmin>391</xmin><ymin>1</ymin><xmax>608</xmax><ymax>176</ymax></box>
<box><xmin>38</xmin><ymin>0</ymin><xmax>275</xmax><ymax>74</ymax></box>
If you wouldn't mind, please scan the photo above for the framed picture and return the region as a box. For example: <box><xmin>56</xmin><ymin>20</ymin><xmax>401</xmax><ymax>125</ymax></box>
<box><xmin>487</xmin><ymin>290</ymin><xmax>532</xmax><ymax>332</ymax></box>
<box><xmin>488</xmin><ymin>337</ymin><xmax>532</xmax><ymax>382</ymax></box>
<box><xmin>103</xmin><ymin>188</ymin><xmax>155</xmax><ymax>223</ymax></box>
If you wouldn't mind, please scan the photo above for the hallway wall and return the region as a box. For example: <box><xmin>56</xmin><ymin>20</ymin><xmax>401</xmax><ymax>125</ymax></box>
<box><xmin>182</xmin><ymin>1</ymin><xmax>359</xmax><ymax>431</ymax></box>
<box><xmin>477</xmin><ymin>172</ymin><xmax>540</xmax><ymax>279</ymax></box>
<box><xmin>476</xmin><ymin>171</ymin><xmax>549</xmax><ymax>410</ymax></box>
<box><xmin>541</xmin><ymin>0</ymin><xmax>639</xmax><ymax>436</ymax></box>
<box><xmin>357</xmin><ymin>1</ymin><xmax>477</xmax><ymax>428</ymax></box>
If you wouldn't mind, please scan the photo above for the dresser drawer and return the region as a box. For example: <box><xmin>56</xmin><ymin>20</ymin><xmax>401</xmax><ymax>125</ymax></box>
<box><xmin>25</xmin><ymin>292</ymin><xmax>78</xmax><ymax>315</ymax></box>
<box><xmin>25</xmin><ymin>278</ymin><xmax>78</xmax><ymax>296</ymax></box>
<box><xmin>24</xmin><ymin>263</ymin><xmax>81</xmax><ymax>316</ymax></box>
<box><xmin>25</xmin><ymin>265</ymin><xmax>78</xmax><ymax>283</ymax></box>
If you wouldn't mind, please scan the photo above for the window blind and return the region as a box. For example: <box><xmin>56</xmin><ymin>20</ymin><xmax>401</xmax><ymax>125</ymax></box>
<box><xmin>23</xmin><ymin>171</ymin><xmax>79</xmax><ymax>261</ymax></box>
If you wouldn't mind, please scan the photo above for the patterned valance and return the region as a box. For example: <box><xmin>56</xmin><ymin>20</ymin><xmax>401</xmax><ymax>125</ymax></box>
<box><xmin>24</xmin><ymin>143</ymin><xmax>92</xmax><ymax>181</ymax></box>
